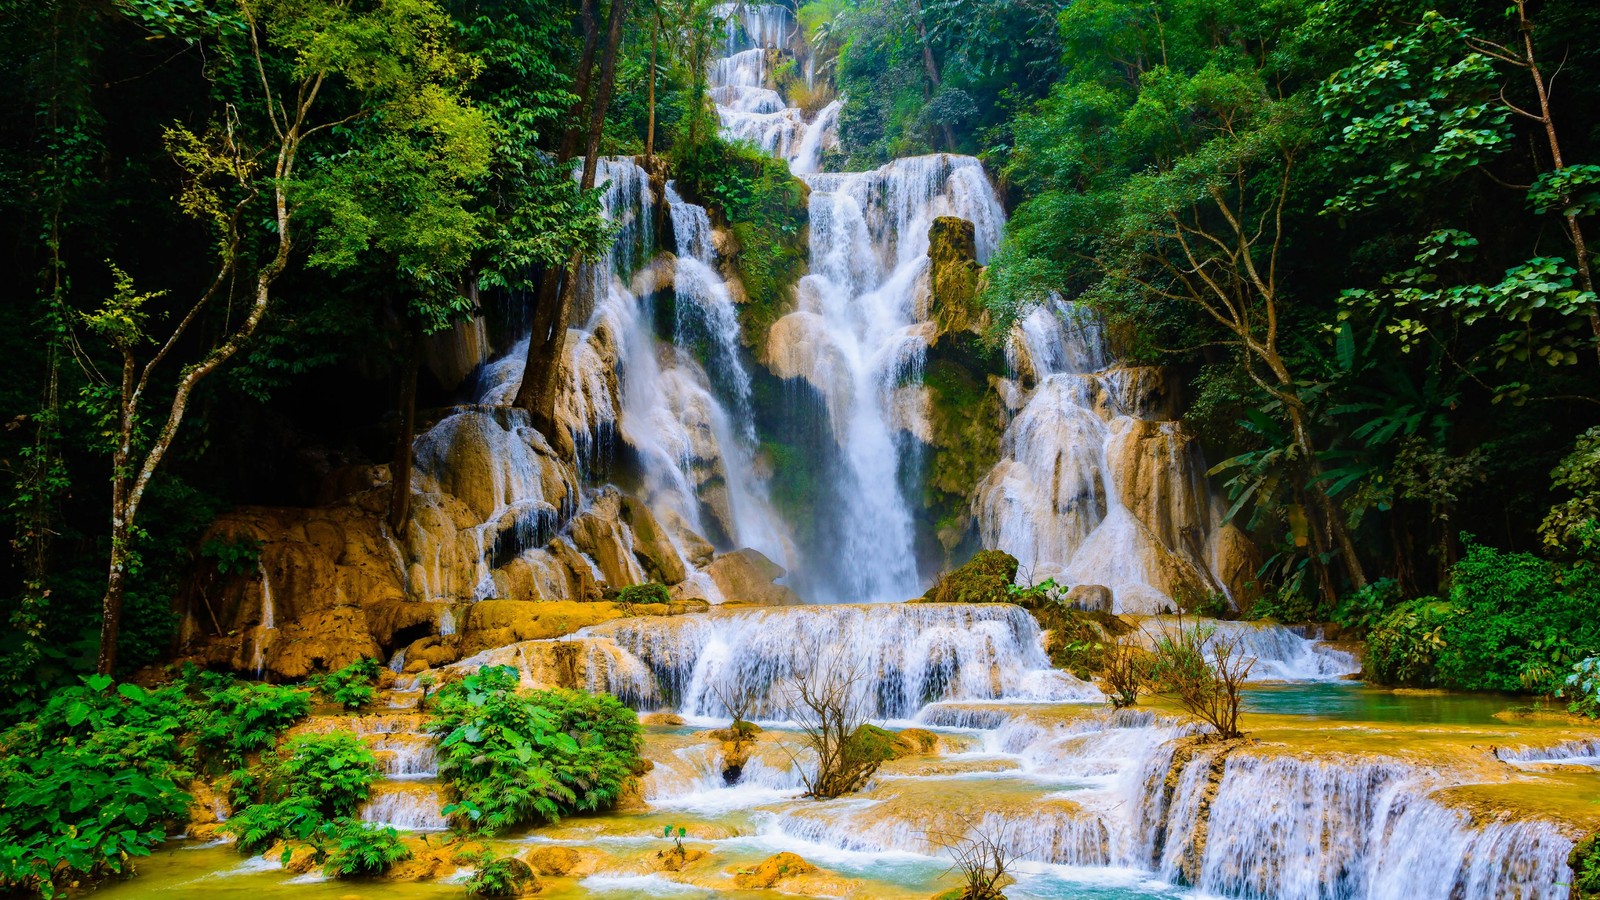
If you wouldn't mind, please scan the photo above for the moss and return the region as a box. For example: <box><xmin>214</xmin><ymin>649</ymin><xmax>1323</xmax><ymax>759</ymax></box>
<box><xmin>845</xmin><ymin>723</ymin><xmax>899</xmax><ymax>765</ymax></box>
<box><xmin>1572</xmin><ymin>830</ymin><xmax>1600</xmax><ymax>899</ymax></box>
<box><xmin>922</xmin><ymin>355</ymin><xmax>1005</xmax><ymax>552</ymax></box>
<box><xmin>928</xmin><ymin>216</ymin><xmax>985</xmax><ymax>337</ymax></box>
<box><xmin>617</xmin><ymin>582</ymin><xmax>671</xmax><ymax>606</ymax></box>
<box><xmin>921</xmin><ymin>550</ymin><xmax>1018</xmax><ymax>603</ymax></box>
<box><xmin>669</xmin><ymin>136</ymin><xmax>808</xmax><ymax>359</ymax></box>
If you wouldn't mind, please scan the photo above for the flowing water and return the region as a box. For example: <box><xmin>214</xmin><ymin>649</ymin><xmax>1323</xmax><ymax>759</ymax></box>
<box><xmin>112</xmin><ymin>7</ymin><xmax>1600</xmax><ymax>899</ymax></box>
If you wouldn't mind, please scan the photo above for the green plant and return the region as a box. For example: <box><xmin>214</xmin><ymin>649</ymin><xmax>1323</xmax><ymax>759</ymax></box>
<box><xmin>0</xmin><ymin>675</ymin><xmax>193</xmax><ymax>897</ymax></box>
<box><xmin>220</xmin><ymin>731</ymin><xmax>379</xmax><ymax>854</ymax></box>
<box><xmin>175</xmin><ymin>664</ymin><xmax>311</xmax><ymax>771</ymax></box>
<box><xmin>1564</xmin><ymin>657</ymin><xmax>1600</xmax><ymax>719</ymax></box>
<box><xmin>199</xmin><ymin>535</ymin><xmax>264</xmax><ymax>576</ymax></box>
<box><xmin>1147</xmin><ymin>620</ymin><xmax>1256</xmax><ymax>740</ymax></box>
<box><xmin>1366</xmin><ymin>598</ymin><xmax>1455</xmax><ymax>686</ymax></box>
<box><xmin>318</xmin><ymin>818</ymin><xmax>412</xmax><ymax>877</ymax></box>
<box><xmin>1572</xmin><ymin>831</ymin><xmax>1600</xmax><ymax>900</ymax></box>
<box><xmin>617</xmin><ymin>582</ymin><xmax>671</xmax><ymax>606</ymax></box>
<box><xmin>661</xmin><ymin>823</ymin><xmax>688</xmax><ymax>856</ymax></box>
<box><xmin>1331</xmin><ymin>578</ymin><xmax>1403</xmax><ymax>633</ymax></box>
<box><xmin>430</xmin><ymin>666</ymin><xmax>643</xmax><ymax>833</ymax></box>
<box><xmin>463</xmin><ymin>848</ymin><xmax>537</xmax><ymax>897</ymax></box>
<box><xmin>307</xmin><ymin>658</ymin><xmax>382</xmax><ymax>710</ymax></box>
<box><xmin>922</xmin><ymin>550</ymin><xmax>1019</xmax><ymax>604</ymax></box>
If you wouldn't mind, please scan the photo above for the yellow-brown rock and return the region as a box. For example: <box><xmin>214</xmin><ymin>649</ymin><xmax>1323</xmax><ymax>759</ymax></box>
<box><xmin>622</xmin><ymin>495</ymin><xmax>688</xmax><ymax>585</ymax></box>
<box><xmin>458</xmin><ymin>600</ymin><xmax>626</xmax><ymax>656</ymax></box>
<box><xmin>892</xmin><ymin>728</ymin><xmax>942</xmax><ymax>758</ymax></box>
<box><xmin>928</xmin><ymin>216</ymin><xmax>985</xmax><ymax>340</ymax></box>
<box><xmin>522</xmin><ymin>845</ymin><xmax>582</xmax><ymax>877</ymax></box>
<box><xmin>732</xmin><ymin>852</ymin><xmax>816</xmax><ymax>889</ymax></box>
<box><xmin>651</xmin><ymin>847</ymin><xmax>709</xmax><ymax>873</ymax></box>
<box><xmin>705</xmin><ymin>548</ymin><xmax>801</xmax><ymax>605</ymax></box>
<box><xmin>569</xmin><ymin>488</ymin><xmax>646</xmax><ymax>588</ymax></box>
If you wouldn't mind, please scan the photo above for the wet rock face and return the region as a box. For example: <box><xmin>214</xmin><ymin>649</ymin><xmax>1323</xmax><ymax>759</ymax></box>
<box><xmin>928</xmin><ymin>215</ymin><xmax>985</xmax><ymax>339</ymax></box>
<box><xmin>733</xmin><ymin>852</ymin><xmax>816</xmax><ymax>889</ymax></box>
<box><xmin>702</xmin><ymin>548</ymin><xmax>800</xmax><ymax>605</ymax></box>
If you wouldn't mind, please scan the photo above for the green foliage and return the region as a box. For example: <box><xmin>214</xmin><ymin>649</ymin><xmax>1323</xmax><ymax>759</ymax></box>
<box><xmin>317</xmin><ymin>818</ymin><xmax>411</xmax><ymax>878</ymax></box>
<box><xmin>921</xmin><ymin>550</ymin><xmax>1018</xmax><ymax>603</ymax></box>
<box><xmin>199</xmin><ymin>536</ymin><xmax>263</xmax><ymax>577</ymax></box>
<box><xmin>1366</xmin><ymin>597</ymin><xmax>1455</xmax><ymax>686</ymax></box>
<box><xmin>1563</xmin><ymin>657</ymin><xmax>1600</xmax><ymax>720</ymax></box>
<box><xmin>671</xmin><ymin>135</ymin><xmax>808</xmax><ymax>354</ymax></box>
<box><xmin>661</xmin><ymin>823</ymin><xmax>688</xmax><ymax>855</ymax></box>
<box><xmin>463</xmin><ymin>848</ymin><xmax>537</xmax><ymax>897</ymax></box>
<box><xmin>0</xmin><ymin>675</ymin><xmax>193</xmax><ymax>897</ymax></box>
<box><xmin>1432</xmin><ymin>542</ymin><xmax>1600</xmax><ymax>693</ymax></box>
<box><xmin>430</xmin><ymin>666</ymin><xmax>643</xmax><ymax>834</ymax></box>
<box><xmin>307</xmin><ymin>658</ymin><xmax>382</xmax><ymax>710</ymax></box>
<box><xmin>617</xmin><ymin>582</ymin><xmax>672</xmax><ymax>606</ymax></box>
<box><xmin>220</xmin><ymin>730</ymin><xmax>379</xmax><ymax>854</ymax></box>
<box><xmin>178</xmin><ymin>667</ymin><xmax>312</xmax><ymax>772</ymax></box>
<box><xmin>1147</xmin><ymin>621</ymin><xmax>1255</xmax><ymax>740</ymax></box>
<box><xmin>1541</xmin><ymin>427</ymin><xmax>1600</xmax><ymax>561</ymax></box>
<box><xmin>1330</xmin><ymin>577</ymin><xmax>1402</xmax><ymax>633</ymax></box>
<box><xmin>1572</xmin><ymin>831</ymin><xmax>1600</xmax><ymax>900</ymax></box>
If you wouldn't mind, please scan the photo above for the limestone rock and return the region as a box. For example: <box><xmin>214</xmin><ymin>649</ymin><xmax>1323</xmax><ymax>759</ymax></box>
<box><xmin>1066</xmin><ymin>584</ymin><xmax>1113</xmax><ymax>613</ymax></box>
<box><xmin>732</xmin><ymin>852</ymin><xmax>815</xmax><ymax>889</ymax></box>
<box><xmin>522</xmin><ymin>845</ymin><xmax>583</xmax><ymax>877</ymax></box>
<box><xmin>459</xmin><ymin>600</ymin><xmax>626</xmax><ymax>656</ymax></box>
<box><xmin>569</xmin><ymin>488</ymin><xmax>646</xmax><ymax>589</ymax></box>
<box><xmin>892</xmin><ymin>728</ymin><xmax>942</xmax><ymax>758</ymax></box>
<box><xmin>641</xmin><ymin>712</ymin><xmax>686</xmax><ymax>726</ymax></box>
<box><xmin>927</xmin><ymin>216</ymin><xmax>986</xmax><ymax>340</ymax></box>
<box><xmin>707</xmin><ymin>548</ymin><xmax>800</xmax><ymax>605</ymax></box>
<box><xmin>263</xmin><ymin>607</ymin><xmax>384</xmax><ymax>680</ymax></box>
<box><xmin>622</xmin><ymin>496</ymin><xmax>688</xmax><ymax>585</ymax></box>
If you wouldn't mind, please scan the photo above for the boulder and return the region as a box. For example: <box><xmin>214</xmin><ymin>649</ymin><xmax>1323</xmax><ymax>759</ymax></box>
<box><xmin>927</xmin><ymin>216</ymin><xmax>986</xmax><ymax>340</ymax></box>
<box><xmin>621</xmin><ymin>496</ymin><xmax>688</xmax><ymax>585</ymax></box>
<box><xmin>569</xmin><ymin>488</ymin><xmax>645</xmax><ymax>588</ymax></box>
<box><xmin>1066</xmin><ymin>584</ymin><xmax>1113</xmax><ymax>613</ymax></box>
<box><xmin>706</xmin><ymin>548</ymin><xmax>801</xmax><ymax>605</ymax></box>
<box><xmin>733</xmin><ymin>852</ymin><xmax>816</xmax><ymax>889</ymax></box>
<box><xmin>522</xmin><ymin>845</ymin><xmax>582</xmax><ymax>877</ymax></box>
<box><xmin>459</xmin><ymin>600</ymin><xmax>626</xmax><ymax>655</ymax></box>
<box><xmin>263</xmin><ymin>607</ymin><xmax>383</xmax><ymax>680</ymax></box>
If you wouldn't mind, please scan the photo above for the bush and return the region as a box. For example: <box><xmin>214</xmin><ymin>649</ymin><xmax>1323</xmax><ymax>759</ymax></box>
<box><xmin>464</xmin><ymin>849</ymin><xmax>537</xmax><ymax>897</ymax></box>
<box><xmin>617</xmin><ymin>582</ymin><xmax>671</xmax><ymax>607</ymax></box>
<box><xmin>0</xmin><ymin>668</ymin><xmax>310</xmax><ymax>897</ymax></box>
<box><xmin>0</xmin><ymin>677</ymin><xmax>194</xmax><ymax>897</ymax></box>
<box><xmin>1366</xmin><ymin>598</ymin><xmax>1455</xmax><ymax>686</ymax></box>
<box><xmin>430</xmin><ymin>666</ymin><xmax>643</xmax><ymax>833</ymax></box>
<box><xmin>1564</xmin><ymin>657</ymin><xmax>1600</xmax><ymax>719</ymax></box>
<box><xmin>220</xmin><ymin>731</ymin><xmax>379</xmax><ymax>853</ymax></box>
<box><xmin>306</xmin><ymin>658</ymin><xmax>382</xmax><ymax>710</ymax></box>
<box><xmin>1433</xmin><ymin>543</ymin><xmax>1600</xmax><ymax>693</ymax></box>
<box><xmin>784</xmin><ymin>666</ymin><xmax>895</xmax><ymax>799</ymax></box>
<box><xmin>922</xmin><ymin>550</ymin><xmax>1018</xmax><ymax>604</ymax></box>
<box><xmin>1148</xmin><ymin>621</ymin><xmax>1255</xmax><ymax>739</ymax></box>
<box><xmin>317</xmin><ymin>818</ymin><xmax>411</xmax><ymax>877</ymax></box>
<box><xmin>1571</xmin><ymin>831</ymin><xmax>1600</xmax><ymax>900</ymax></box>
<box><xmin>1100</xmin><ymin>642</ymin><xmax>1154</xmax><ymax>710</ymax></box>
<box><xmin>1331</xmin><ymin>577</ymin><xmax>1403</xmax><ymax>633</ymax></box>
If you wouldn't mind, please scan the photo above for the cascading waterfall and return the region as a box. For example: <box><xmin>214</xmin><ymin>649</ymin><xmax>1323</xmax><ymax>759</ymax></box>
<box><xmin>976</xmin><ymin>293</ymin><xmax>1236</xmax><ymax>613</ymax></box>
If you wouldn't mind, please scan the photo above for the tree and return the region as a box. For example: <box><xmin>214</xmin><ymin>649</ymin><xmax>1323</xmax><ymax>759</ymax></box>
<box><xmin>80</xmin><ymin>0</ymin><xmax>490</xmax><ymax>675</ymax></box>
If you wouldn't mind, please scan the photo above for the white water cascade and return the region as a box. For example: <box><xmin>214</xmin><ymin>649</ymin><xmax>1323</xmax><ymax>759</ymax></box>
<box><xmin>975</xmin><ymin>294</ymin><xmax>1244</xmax><ymax>613</ymax></box>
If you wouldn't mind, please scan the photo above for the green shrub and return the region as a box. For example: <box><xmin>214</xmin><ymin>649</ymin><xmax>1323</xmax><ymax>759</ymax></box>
<box><xmin>220</xmin><ymin>731</ymin><xmax>379</xmax><ymax>853</ymax></box>
<box><xmin>430</xmin><ymin>666</ymin><xmax>643</xmax><ymax>834</ymax></box>
<box><xmin>306</xmin><ymin>658</ymin><xmax>382</xmax><ymax>710</ymax></box>
<box><xmin>922</xmin><ymin>550</ymin><xmax>1019</xmax><ymax>603</ymax></box>
<box><xmin>176</xmin><ymin>665</ymin><xmax>312</xmax><ymax>771</ymax></box>
<box><xmin>1366</xmin><ymin>598</ymin><xmax>1456</xmax><ymax>686</ymax></box>
<box><xmin>464</xmin><ymin>849</ymin><xmax>538</xmax><ymax>897</ymax></box>
<box><xmin>1573</xmin><ymin>831</ymin><xmax>1600</xmax><ymax>900</ymax></box>
<box><xmin>0</xmin><ymin>676</ymin><xmax>193</xmax><ymax>897</ymax></box>
<box><xmin>1564</xmin><ymin>657</ymin><xmax>1600</xmax><ymax>719</ymax></box>
<box><xmin>317</xmin><ymin>818</ymin><xmax>411</xmax><ymax>877</ymax></box>
<box><xmin>1331</xmin><ymin>577</ymin><xmax>1403</xmax><ymax>633</ymax></box>
<box><xmin>617</xmin><ymin>582</ymin><xmax>671</xmax><ymax>606</ymax></box>
<box><xmin>1434</xmin><ymin>543</ymin><xmax>1600</xmax><ymax>693</ymax></box>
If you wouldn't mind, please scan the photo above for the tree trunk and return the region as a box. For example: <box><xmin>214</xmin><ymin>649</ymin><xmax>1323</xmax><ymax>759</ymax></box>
<box><xmin>514</xmin><ymin>0</ymin><xmax>601</xmax><ymax>418</ymax></box>
<box><xmin>515</xmin><ymin>0</ymin><xmax>629</xmax><ymax>435</ymax></box>
<box><xmin>1511</xmin><ymin>0</ymin><xmax>1600</xmax><ymax>365</ymax></box>
<box><xmin>388</xmin><ymin>321</ymin><xmax>423</xmax><ymax>536</ymax></box>
<box><xmin>1284</xmin><ymin>402</ymin><xmax>1368</xmax><ymax>591</ymax></box>
<box><xmin>906</xmin><ymin>0</ymin><xmax>956</xmax><ymax>150</ymax></box>
<box><xmin>645</xmin><ymin>7</ymin><xmax>659</xmax><ymax>164</ymax></box>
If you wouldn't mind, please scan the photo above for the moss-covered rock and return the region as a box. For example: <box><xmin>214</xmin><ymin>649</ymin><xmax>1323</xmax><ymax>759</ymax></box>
<box><xmin>928</xmin><ymin>216</ymin><xmax>985</xmax><ymax>338</ymax></box>
<box><xmin>1571</xmin><ymin>830</ymin><xmax>1600</xmax><ymax>899</ymax></box>
<box><xmin>921</xmin><ymin>550</ymin><xmax>1018</xmax><ymax>603</ymax></box>
<box><xmin>923</xmin><ymin>358</ymin><xmax>1006</xmax><ymax>551</ymax></box>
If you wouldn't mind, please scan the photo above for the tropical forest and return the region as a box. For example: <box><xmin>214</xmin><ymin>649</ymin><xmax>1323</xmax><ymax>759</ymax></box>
<box><xmin>4</xmin><ymin>0</ymin><xmax>1600</xmax><ymax>896</ymax></box>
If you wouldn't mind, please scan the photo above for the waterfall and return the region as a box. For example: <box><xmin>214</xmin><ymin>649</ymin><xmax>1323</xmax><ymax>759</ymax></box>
<box><xmin>976</xmin><ymin>294</ymin><xmax>1237</xmax><ymax>613</ymax></box>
